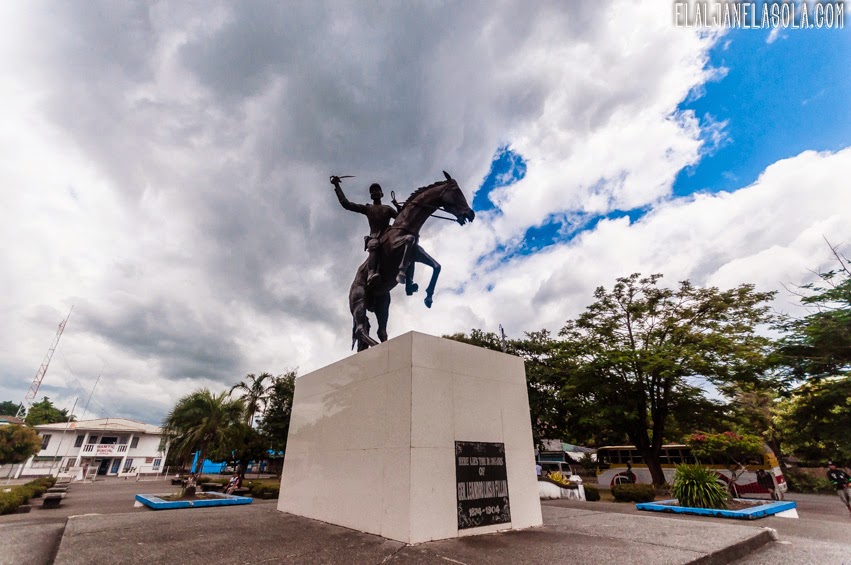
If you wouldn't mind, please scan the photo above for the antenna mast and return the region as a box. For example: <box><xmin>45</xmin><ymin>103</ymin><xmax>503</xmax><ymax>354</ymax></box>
<box><xmin>16</xmin><ymin>307</ymin><xmax>73</xmax><ymax>419</ymax></box>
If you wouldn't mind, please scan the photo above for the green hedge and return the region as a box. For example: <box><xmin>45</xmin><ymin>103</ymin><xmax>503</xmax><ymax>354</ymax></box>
<box><xmin>583</xmin><ymin>484</ymin><xmax>600</xmax><ymax>502</ymax></box>
<box><xmin>249</xmin><ymin>483</ymin><xmax>280</xmax><ymax>499</ymax></box>
<box><xmin>197</xmin><ymin>476</ymin><xmax>230</xmax><ymax>486</ymax></box>
<box><xmin>612</xmin><ymin>483</ymin><xmax>655</xmax><ymax>503</ymax></box>
<box><xmin>785</xmin><ymin>469</ymin><xmax>834</xmax><ymax>494</ymax></box>
<box><xmin>0</xmin><ymin>477</ymin><xmax>57</xmax><ymax>515</ymax></box>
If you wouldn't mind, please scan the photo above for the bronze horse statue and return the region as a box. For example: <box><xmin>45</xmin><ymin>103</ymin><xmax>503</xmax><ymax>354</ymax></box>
<box><xmin>349</xmin><ymin>172</ymin><xmax>475</xmax><ymax>351</ymax></box>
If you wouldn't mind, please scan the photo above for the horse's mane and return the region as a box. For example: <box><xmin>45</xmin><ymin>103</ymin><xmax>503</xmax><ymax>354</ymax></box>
<box><xmin>404</xmin><ymin>178</ymin><xmax>454</xmax><ymax>205</ymax></box>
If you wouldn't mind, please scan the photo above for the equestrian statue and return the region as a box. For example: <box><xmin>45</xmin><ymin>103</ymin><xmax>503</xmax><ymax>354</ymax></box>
<box><xmin>331</xmin><ymin>172</ymin><xmax>475</xmax><ymax>351</ymax></box>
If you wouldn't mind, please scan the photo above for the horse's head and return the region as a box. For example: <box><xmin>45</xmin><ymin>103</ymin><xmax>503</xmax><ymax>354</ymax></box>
<box><xmin>438</xmin><ymin>171</ymin><xmax>476</xmax><ymax>226</ymax></box>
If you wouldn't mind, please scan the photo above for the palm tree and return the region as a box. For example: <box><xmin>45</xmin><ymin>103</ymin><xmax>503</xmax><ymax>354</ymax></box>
<box><xmin>162</xmin><ymin>389</ymin><xmax>246</xmax><ymax>476</ymax></box>
<box><xmin>229</xmin><ymin>372</ymin><xmax>274</xmax><ymax>427</ymax></box>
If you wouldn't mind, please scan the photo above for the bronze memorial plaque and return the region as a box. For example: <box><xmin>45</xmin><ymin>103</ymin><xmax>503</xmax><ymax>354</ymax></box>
<box><xmin>455</xmin><ymin>441</ymin><xmax>511</xmax><ymax>529</ymax></box>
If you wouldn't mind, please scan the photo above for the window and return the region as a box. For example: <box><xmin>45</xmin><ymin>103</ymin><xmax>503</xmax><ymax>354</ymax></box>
<box><xmin>130</xmin><ymin>437</ymin><xmax>139</xmax><ymax>449</ymax></box>
<box><xmin>100</xmin><ymin>436</ymin><xmax>118</xmax><ymax>445</ymax></box>
<box><xmin>157</xmin><ymin>438</ymin><xmax>167</xmax><ymax>453</ymax></box>
<box><xmin>87</xmin><ymin>435</ymin><xmax>98</xmax><ymax>444</ymax></box>
<box><xmin>123</xmin><ymin>458</ymin><xmax>134</xmax><ymax>471</ymax></box>
<box><xmin>118</xmin><ymin>436</ymin><xmax>128</xmax><ymax>445</ymax></box>
<box><xmin>40</xmin><ymin>434</ymin><xmax>52</xmax><ymax>451</ymax></box>
<box><xmin>152</xmin><ymin>458</ymin><xmax>162</xmax><ymax>470</ymax></box>
<box><xmin>74</xmin><ymin>435</ymin><xmax>85</xmax><ymax>448</ymax></box>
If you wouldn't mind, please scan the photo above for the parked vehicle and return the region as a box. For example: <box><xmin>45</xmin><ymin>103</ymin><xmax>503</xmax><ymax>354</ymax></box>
<box><xmin>538</xmin><ymin>461</ymin><xmax>574</xmax><ymax>478</ymax></box>
<box><xmin>595</xmin><ymin>443</ymin><xmax>787</xmax><ymax>496</ymax></box>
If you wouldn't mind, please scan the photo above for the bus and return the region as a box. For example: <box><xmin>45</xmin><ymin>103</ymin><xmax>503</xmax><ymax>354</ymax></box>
<box><xmin>595</xmin><ymin>444</ymin><xmax>787</xmax><ymax>497</ymax></box>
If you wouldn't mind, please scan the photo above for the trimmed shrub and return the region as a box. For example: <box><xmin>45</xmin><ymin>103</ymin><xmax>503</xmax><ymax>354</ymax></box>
<box><xmin>0</xmin><ymin>478</ymin><xmax>56</xmax><ymax>515</ymax></box>
<box><xmin>250</xmin><ymin>483</ymin><xmax>280</xmax><ymax>499</ymax></box>
<box><xmin>611</xmin><ymin>483</ymin><xmax>655</xmax><ymax>503</ymax></box>
<box><xmin>583</xmin><ymin>484</ymin><xmax>600</xmax><ymax>502</ymax></box>
<box><xmin>785</xmin><ymin>469</ymin><xmax>834</xmax><ymax>494</ymax></box>
<box><xmin>672</xmin><ymin>464</ymin><xmax>728</xmax><ymax>509</ymax></box>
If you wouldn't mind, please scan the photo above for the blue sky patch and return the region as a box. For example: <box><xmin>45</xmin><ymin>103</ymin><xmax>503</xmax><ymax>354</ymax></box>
<box><xmin>473</xmin><ymin>146</ymin><xmax>527</xmax><ymax>212</ymax></box>
<box><xmin>674</xmin><ymin>26</ymin><xmax>851</xmax><ymax>196</ymax></box>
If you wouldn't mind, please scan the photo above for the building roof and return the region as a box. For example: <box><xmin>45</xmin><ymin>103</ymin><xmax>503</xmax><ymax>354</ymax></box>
<box><xmin>35</xmin><ymin>418</ymin><xmax>163</xmax><ymax>434</ymax></box>
<box><xmin>0</xmin><ymin>415</ymin><xmax>24</xmax><ymax>425</ymax></box>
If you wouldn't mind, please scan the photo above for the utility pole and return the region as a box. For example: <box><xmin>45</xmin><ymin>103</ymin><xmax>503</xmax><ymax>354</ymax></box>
<box><xmin>17</xmin><ymin>307</ymin><xmax>73</xmax><ymax>419</ymax></box>
<box><xmin>499</xmin><ymin>324</ymin><xmax>508</xmax><ymax>353</ymax></box>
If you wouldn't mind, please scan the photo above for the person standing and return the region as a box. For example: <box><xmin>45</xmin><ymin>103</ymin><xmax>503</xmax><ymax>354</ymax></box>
<box><xmin>827</xmin><ymin>461</ymin><xmax>851</xmax><ymax>515</ymax></box>
<box><xmin>756</xmin><ymin>469</ymin><xmax>781</xmax><ymax>500</ymax></box>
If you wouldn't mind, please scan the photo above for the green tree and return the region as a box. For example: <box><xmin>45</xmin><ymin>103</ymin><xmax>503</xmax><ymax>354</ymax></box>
<box><xmin>775</xmin><ymin>377</ymin><xmax>851</xmax><ymax>464</ymax></box>
<box><xmin>24</xmin><ymin>397</ymin><xmax>73</xmax><ymax>426</ymax></box>
<box><xmin>776</xmin><ymin>242</ymin><xmax>851</xmax><ymax>381</ymax></box>
<box><xmin>0</xmin><ymin>401</ymin><xmax>23</xmax><ymax>417</ymax></box>
<box><xmin>0</xmin><ymin>424</ymin><xmax>41</xmax><ymax>464</ymax></box>
<box><xmin>447</xmin><ymin>327</ymin><xmax>726</xmax><ymax>449</ymax></box>
<box><xmin>725</xmin><ymin>384</ymin><xmax>785</xmax><ymax>467</ymax></box>
<box><xmin>772</xmin><ymin>243</ymin><xmax>851</xmax><ymax>464</ymax></box>
<box><xmin>258</xmin><ymin>371</ymin><xmax>297</xmax><ymax>455</ymax></box>
<box><xmin>230</xmin><ymin>372</ymin><xmax>274</xmax><ymax>426</ymax></box>
<box><xmin>162</xmin><ymin>389</ymin><xmax>245</xmax><ymax>475</ymax></box>
<box><xmin>560</xmin><ymin>274</ymin><xmax>776</xmax><ymax>485</ymax></box>
<box><xmin>685</xmin><ymin>431</ymin><xmax>764</xmax><ymax>496</ymax></box>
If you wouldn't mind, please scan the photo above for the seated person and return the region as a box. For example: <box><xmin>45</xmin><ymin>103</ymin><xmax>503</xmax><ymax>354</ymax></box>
<box><xmin>225</xmin><ymin>473</ymin><xmax>242</xmax><ymax>494</ymax></box>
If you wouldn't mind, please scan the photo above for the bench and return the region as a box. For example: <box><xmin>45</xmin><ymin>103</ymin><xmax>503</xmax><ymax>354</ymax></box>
<box><xmin>42</xmin><ymin>494</ymin><xmax>63</xmax><ymax>509</ymax></box>
<box><xmin>232</xmin><ymin>487</ymin><xmax>250</xmax><ymax>496</ymax></box>
<box><xmin>171</xmin><ymin>478</ymin><xmax>186</xmax><ymax>486</ymax></box>
<box><xmin>46</xmin><ymin>487</ymin><xmax>67</xmax><ymax>495</ymax></box>
<box><xmin>201</xmin><ymin>483</ymin><xmax>223</xmax><ymax>493</ymax></box>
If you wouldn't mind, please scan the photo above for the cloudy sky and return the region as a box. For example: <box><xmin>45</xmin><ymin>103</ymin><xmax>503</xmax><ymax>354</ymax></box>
<box><xmin>1</xmin><ymin>1</ymin><xmax>848</xmax><ymax>425</ymax></box>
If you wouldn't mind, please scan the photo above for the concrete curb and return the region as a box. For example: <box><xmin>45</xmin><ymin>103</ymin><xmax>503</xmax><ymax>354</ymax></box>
<box><xmin>689</xmin><ymin>527</ymin><xmax>776</xmax><ymax>565</ymax></box>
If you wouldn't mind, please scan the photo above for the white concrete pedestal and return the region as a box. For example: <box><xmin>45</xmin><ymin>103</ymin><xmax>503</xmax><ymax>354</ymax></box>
<box><xmin>277</xmin><ymin>331</ymin><xmax>542</xmax><ymax>544</ymax></box>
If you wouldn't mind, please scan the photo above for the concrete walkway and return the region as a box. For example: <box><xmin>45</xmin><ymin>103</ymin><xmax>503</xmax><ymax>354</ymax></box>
<box><xmin>0</xmin><ymin>479</ymin><xmax>794</xmax><ymax>564</ymax></box>
<box><xmin>51</xmin><ymin>503</ymin><xmax>774</xmax><ymax>565</ymax></box>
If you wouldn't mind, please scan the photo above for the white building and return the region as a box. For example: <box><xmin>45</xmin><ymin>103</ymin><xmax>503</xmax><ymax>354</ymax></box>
<box><xmin>17</xmin><ymin>418</ymin><xmax>169</xmax><ymax>479</ymax></box>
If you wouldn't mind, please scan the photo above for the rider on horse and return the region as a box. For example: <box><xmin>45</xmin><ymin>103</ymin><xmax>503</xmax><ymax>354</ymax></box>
<box><xmin>331</xmin><ymin>176</ymin><xmax>403</xmax><ymax>288</ymax></box>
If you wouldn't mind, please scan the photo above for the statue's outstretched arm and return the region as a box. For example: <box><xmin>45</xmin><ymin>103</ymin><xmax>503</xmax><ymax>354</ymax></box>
<box><xmin>331</xmin><ymin>176</ymin><xmax>366</xmax><ymax>214</ymax></box>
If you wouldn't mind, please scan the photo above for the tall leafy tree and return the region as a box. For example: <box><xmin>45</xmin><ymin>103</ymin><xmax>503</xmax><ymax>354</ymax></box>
<box><xmin>0</xmin><ymin>424</ymin><xmax>41</xmax><ymax>464</ymax></box>
<box><xmin>775</xmin><ymin>377</ymin><xmax>851</xmax><ymax>464</ymax></box>
<box><xmin>259</xmin><ymin>371</ymin><xmax>297</xmax><ymax>455</ymax></box>
<box><xmin>230</xmin><ymin>372</ymin><xmax>274</xmax><ymax>426</ymax></box>
<box><xmin>725</xmin><ymin>384</ymin><xmax>785</xmax><ymax>467</ymax></box>
<box><xmin>24</xmin><ymin>397</ymin><xmax>73</xmax><ymax>426</ymax></box>
<box><xmin>162</xmin><ymin>389</ymin><xmax>245</xmax><ymax>475</ymax></box>
<box><xmin>772</xmin><ymin>243</ymin><xmax>851</xmax><ymax>464</ymax></box>
<box><xmin>776</xmin><ymin>242</ymin><xmax>851</xmax><ymax>381</ymax></box>
<box><xmin>0</xmin><ymin>401</ymin><xmax>23</xmax><ymax>417</ymax></box>
<box><xmin>560</xmin><ymin>274</ymin><xmax>776</xmax><ymax>485</ymax></box>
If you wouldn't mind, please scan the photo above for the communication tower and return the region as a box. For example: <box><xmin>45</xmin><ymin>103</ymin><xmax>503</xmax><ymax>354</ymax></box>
<box><xmin>16</xmin><ymin>307</ymin><xmax>73</xmax><ymax>419</ymax></box>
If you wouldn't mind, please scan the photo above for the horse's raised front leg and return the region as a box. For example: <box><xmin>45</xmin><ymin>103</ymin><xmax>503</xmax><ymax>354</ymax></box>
<box><xmin>413</xmin><ymin>245</ymin><xmax>440</xmax><ymax>308</ymax></box>
<box><xmin>405</xmin><ymin>263</ymin><xmax>418</xmax><ymax>296</ymax></box>
<box><xmin>396</xmin><ymin>234</ymin><xmax>417</xmax><ymax>284</ymax></box>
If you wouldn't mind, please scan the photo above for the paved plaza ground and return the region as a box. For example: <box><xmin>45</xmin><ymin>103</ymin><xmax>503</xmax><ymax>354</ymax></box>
<box><xmin>1</xmin><ymin>478</ymin><xmax>849</xmax><ymax>564</ymax></box>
